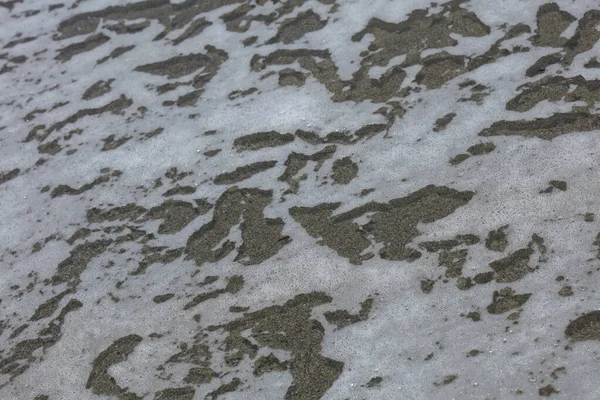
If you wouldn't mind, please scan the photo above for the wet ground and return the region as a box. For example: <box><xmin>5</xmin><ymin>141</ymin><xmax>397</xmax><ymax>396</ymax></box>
<box><xmin>2</xmin><ymin>0</ymin><xmax>600</xmax><ymax>399</ymax></box>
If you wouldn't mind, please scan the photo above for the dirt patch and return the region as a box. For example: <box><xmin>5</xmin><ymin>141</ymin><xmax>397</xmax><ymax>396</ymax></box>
<box><xmin>214</xmin><ymin>160</ymin><xmax>277</xmax><ymax>185</ymax></box>
<box><xmin>331</xmin><ymin>157</ymin><xmax>358</xmax><ymax>184</ymax></box>
<box><xmin>206</xmin><ymin>292</ymin><xmax>343</xmax><ymax>400</ymax></box>
<box><xmin>233</xmin><ymin>131</ymin><xmax>294</xmax><ymax>152</ymax></box>
<box><xmin>433</xmin><ymin>113</ymin><xmax>456</xmax><ymax>132</ymax></box>
<box><xmin>267</xmin><ymin>10</ymin><xmax>327</xmax><ymax>44</ymax></box>
<box><xmin>86</xmin><ymin>334</ymin><xmax>143</xmax><ymax>399</ymax></box>
<box><xmin>485</xmin><ymin>225</ymin><xmax>508</xmax><ymax>252</ymax></box>
<box><xmin>324</xmin><ymin>297</ymin><xmax>373</xmax><ymax>329</ymax></box>
<box><xmin>0</xmin><ymin>299</ymin><xmax>82</xmax><ymax>382</ymax></box>
<box><xmin>184</xmin><ymin>275</ymin><xmax>244</xmax><ymax>309</ymax></box>
<box><xmin>487</xmin><ymin>287</ymin><xmax>531</xmax><ymax>314</ymax></box>
<box><xmin>55</xmin><ymin>33</ymin><xmax>109</xmax><ymax>62</ymax></box>
<box><xmin>172</xmin><ymin>18</ymin><xmax>212</xmax><ymax>45</ymax></box>
<box><xmin>55</xmin><ymin>0</ymin><xmax>242</xmax><ymax>41</ymax></box>
<box><xmin>565</xmin><ymin>311</ymin><xmax>600</xmax><ymax>341</ymax></box>
<box><xmin>82</xmin><ymin>79</ymin><xmax>114</xmax><ymax>100</ymax></box>
<box><xmin>51</xmin><ymin>240</ymin><xmax>112</xmax><ymax>287</ymax></box>
<box><xmin>185</xmin><ymin>187</ymin><xmax>288</xmax><ymax>266</ymax></box>
<box><xmin>97</xmin><ymin>45</ymin><xmax>135</xmax><ymax>64</ymax></box>
<box><xmin>490</xmin><ymin>248</ymin><xmax>534</xmax><ymax>282</ymax></box>
<box><xmin>0</xmin><ymin>168</ymin><xmax>19</xmax><ymax>185</ymax></box>
<box><xmin>45</xmin><ymin>95</ymin><xmax>132</xmax><ymax>136</ymax></box>
<box><xmin>279</xmin><ymin>145</ymin><xmax>336</xmax><ymax>194</ymax></box>
<box><xmin>154</xmin><ymin>387</ymin><xmax>195</xmax><ymax>400</ymax></box>
<box><xmin>479</xmin><ymin>112</ymin><xmax>600</xmax><ymax>140</ymax></box>
<box><xmin>467</xmin><ymin>142</ymin><xmax>495</xmax><ymax>155</ymax></box>
<box><xmin>290</xmin><ymin>185</ymin><xmax>474</xmax><ymax>264</ymax></box>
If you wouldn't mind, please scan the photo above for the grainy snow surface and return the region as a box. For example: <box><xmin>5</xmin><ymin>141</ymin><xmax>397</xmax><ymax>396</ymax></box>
<box><xmin>2</xmin><ymin>0</ymin><xmax>600</xmax><ymax>399</ymax></box>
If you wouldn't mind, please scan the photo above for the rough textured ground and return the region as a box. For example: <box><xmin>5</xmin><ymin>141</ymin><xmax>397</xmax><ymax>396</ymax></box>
<box><xmin>2</xmin><ymin>0</ymin><xmax>600</xmax><ymax>399</ymax></box>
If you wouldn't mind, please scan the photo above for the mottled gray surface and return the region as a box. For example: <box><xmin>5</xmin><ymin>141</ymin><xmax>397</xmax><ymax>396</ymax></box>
<box><xmin>2</xmin><ymin>0</ymin><xmax>600</xmax><ymax>399</ymax></box>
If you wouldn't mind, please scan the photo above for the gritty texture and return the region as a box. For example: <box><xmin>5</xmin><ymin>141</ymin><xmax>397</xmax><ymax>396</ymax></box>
<box><xmin>2</xmin><ymin>1</ymin><xmax>600</xmax><ymax>399</ymax></box>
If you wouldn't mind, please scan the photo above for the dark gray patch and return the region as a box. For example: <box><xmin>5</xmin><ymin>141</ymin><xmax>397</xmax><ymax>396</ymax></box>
<box><xmin>487</xmin><ymin>287</ymin><xmax>531</xmax><ymax>314</ymax></box>
<box><xmin>153</xmin><ymin>294</ymin><xmax>175</xmax><ymax>303</ymax></box>
<box><xmin>365</xmin><ymin>376</ymin><xmax>383</xmax><ymax>387</ymax></box>
<box><xmin>559</xmin><ymin>286</ymin><xmax>573</xmax><ymax>297</ymax></box>
<box><xmin>419</xmin><ymin>234</ymin><xmax>479</xmax><ymax>252</ymax></box>
<box><xmin>185</xmin><ymin>187</ymin><xmax>287</xmax><ymax>266</ymax></box>
<box><xmin>51</xmin><ymin>173</ymin><xmax>111</xmax><ymax>197</ymax></box>
<box><xmin>0</xmin><ymin>299</ymin><xmax>83</xmax><ymax>381</ymax></box>
<box><xmin>290</xmin><ymin>185</ymin><xmax>474</xmax><ymax>264</ymax></box>
<box><xmin>82</xmin><ymin>79</ymin><xmax>114</xmax><ymax>100</ymax></box>
<box><xmin>30</xmin><ymin>289</ymin><xmax>74</xmax><ymax>321</ymax></box>
<box><xmin>466</xmin><ymin>311</ymin><xmax>481</xmax><ymax>322</ymax></box>
<box><xmin>0</xmin><ymin>168</ymin><xmax>19</xmax><ymax>185</ymax></box>
<box><xmin>38</xmin><ymin>139</ymin><xmax>62</xmax><ymax>155</ymax></box>
<box><xmin>456</xmin><ymin>276</ymin><xmax>474</xmax><ymax>290</ymax></box>
<box><xmin>134</xmin><ymin>46</ymin><xmax>227</xmax><ymax>105</ymax></box>
<box><xmin>254</xmin><ymin>353</ymin><xmax>288</xmax><ymax>376</ymax></box>
<box><xmin>46</xmin><ymin>95</ymin><xmax>132</xmax><ymax>136</ymax></box>
<box><xmin>505</xmin><ymin>75</ymin><xmax>598</xmax><ymax>112</ymax></box>
<box><xmin>105</xmin><ymin>20</ymin><xmax>150</xmax><ymax>35</ymax></box>
<box><xmin>539</xmin><ymin>384</ymin><xmax>558</xmax><ymax>397</ymax></box>
<box><xmin>234</xmin><ymin>131</ymin><xmax>294</xmax><ymax>152</ymax></box>
<box><xmin>485</xmin><ymin>225</ymin><xmax>508</xmax><ymax>252</ymax></box>
<box><xmin>87</xmin><ymin>203</ymin><xmax>146</xmax><ymax>223</ymax></box>
<box><xmin>165</xmin><ymin>167</ymin><xmax>191</xmax><ymax>183</ymax></box>
<box><xmin>184</xmin><ymin>275</ymin><xmax>244</xmax><ymax>310</ymax></box>
<box><xmin>585</xmin><ymin>57</ymin><xmax>600</xmax><ymax>68</ymax></box>
<box><xmin>467</xmin><ymin>142</ymin><xmax>496</xmax><ymax>155</ymax></box>
<box><xmin>55</xmin><ymin>33</ymin><xmax>110</xmax><ymax>62</ymax></box>
<box><xmin>55</xmin><ymin>0</ymin><xmax>242</xmax><ymax>40</ymax></box>
<box><xmin>331</xmin><ymin>157</ymin><xmax>358</xmax><ymax>184</ymax></box>
<box><xmin>267</xmin><ymin>9</ymin><xmax>327</xmax><ymax>44</ymax></box>
<box><xmin>531</xmin><ymin>3</ymin><xmax>576</xmax><ymax>47</ymax></box>
<box><xmin>3</xmin><ymin>35</ymin><xmax>36</xmax><ymax>49</ymax></box>
<box><xmin>324</xmin><ymin>297</ymin><xmax>373</xmax><ymax>329</ymax></box>
<box><xmin>132</xmin><ymin>247</ymin><xmax>183</xmax><ymax>275</ymax></box>
<box><xmin>24</xmin><ymin>108</ymin><xmax>46</xmax><ymax>122</ymax></box>
<box><xmin>420</xmin><ymin>279</ymin><xmax>435</xmax><ymax>293</ymax></box>
<box><xmin>525</xmin><ymin>52</ymin><xmax>564</xmax><ymax>77</ymax></box>
<box><xmin>243</xmin><ymin>36</ymin><xmax>257</xmax><ymax>46</ymax></box>
<box><xmin>206</xmin><ymin>378</ymin><xmax>241</xmax><ymax>400</ymax></box>
<box><xmin>449</xmin><ymin>154</ymin><xmax>470</xmax><ymax>165</ymax></box>
<box><xmin>162</xmin><ymin>186</ymin><xmax>196</xmax><ymax>197</ymax></box>
<box><xmin>490</xmin><ymin>248</ymin><xmax>534</xmax><ymax>282</ymax></box>
<box><xmin>66</xmin><ymin>228</ymin><xmax>93</xmax><ymax>245</ymax></box>
<box><xmin>439</xmin><ymin>249</ymin><xmax>467</xmax><ymax>278</ymax></box>
<box><xmin>473</xmin><ymin>271</ymin><xmax>494</xmax><ymax>284</ymax></box>
<box><xmin>479</xmin><ymin>112</ymin><xmax>600</xmax><ymax>140</ymax></box>
<box><xmin>433</xmin><ymin>113</ymin><xmax>456</xmax><ymax>132</ymax></box>
<box><xmin>207</xmin><ymin>292</ymin><xmax>342</xmax><ymax>400</ymax></box>
<box><xmin>565</xmin><ymin>311</ymin><xmax>600</xmax><ymax>341</ymax></box>
<box><xmin>251</xmin><ymin>48</ymin><xmax>406</xmax><ymax>103</ymax></box>
<box><xmin>144</xmin><ymin>200</ymin><xmax>206</xmax><ymax>234</ymax></box>
<box><xmin>214</xmin><ymin>161</ymin><xmax>277</xmax><ymax>185</ymax></box>
<box><xmin>51</xmin><ymin>240</ymin><xmax>112</xmax><ymax>287</ymax></box>
<box><xmin>135</xmin><ymin>51</ymin><xmax>223</xmax><ymax>79</ymax></box>
<box><xmin>204</xmin><ymin>149</ymin><xmax>221</xmax><ymax>157</ymax></box>
<box><xmin>86</xmin><ymin>334</ymin><xmax>143</xmax><ymax>399</ymax></box>
<box><xmin>278</xmin><ymin>145</ymin><xmax>336</xmax><ymax>194</ymax></box>
<box><xmin>97</xmin><ymin>45</ymin><xmax>135</xmax><ymax>64</ymax></box>
<box><xmin>154</xmin><ymin>387</ymin><xmax>195</xmax><ymax>400</ymax></box>
<box><xmin>173</xmin><ymin>18</ymin><xmax>212</xmax><ymax>45</ymax></box>
<box><xmin>228</xmin><ymin>87</ymin><xmax>258</xmax><ymax>100</ymax></box>
<box><xmin>416</xmin><ymin>52</ymin><xmax>466</xmax><ymax>89</ymax></box>
<box><xmin>550</xmin><ymin>180</ymin><xmax>567</xmax><ymax>191</ymax></box>
<box><xmin>278</xmin><ymin>68</ymin><xmax>307</xmax><ymax>86</ymax></box>
<box><xmin>101</xmin><ymin>134</ymin><xmax>131</xmax><ymax>151</ymax></box>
